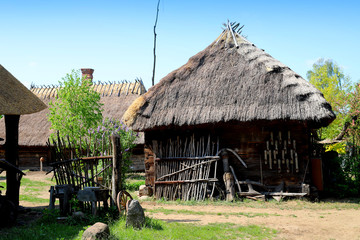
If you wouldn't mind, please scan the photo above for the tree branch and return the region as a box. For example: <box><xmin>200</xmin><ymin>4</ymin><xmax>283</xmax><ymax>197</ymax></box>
<box><xmin>152</xmin><ymin>0</ymin><xmax>160</xmax><ymax>86</ymax></box>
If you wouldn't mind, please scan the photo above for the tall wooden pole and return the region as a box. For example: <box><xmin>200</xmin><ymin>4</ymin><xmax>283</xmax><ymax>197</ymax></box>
<box><xmin>151</xmin><ymin>0</ymin><xmax>160</xmax><ymax>86</ymax></box>
<box><xmin>5</xmin><ymin>115</ymin><xmax>20</xmax><ymax>207</ymax></box>
<box><xmin>111</xmin><ymin>134</ymin><xmax>122</xmax><ymax>204</ymax></box>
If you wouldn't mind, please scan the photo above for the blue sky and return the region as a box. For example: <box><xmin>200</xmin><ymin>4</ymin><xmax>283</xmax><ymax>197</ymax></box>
<box><xmin>0</xmin><ymin>0</ymin><xmax>359</xmax><ymax>90</ymax></box>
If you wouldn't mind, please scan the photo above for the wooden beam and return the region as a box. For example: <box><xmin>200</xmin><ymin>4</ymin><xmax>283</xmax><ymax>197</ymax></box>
<box><xmin>5</xmin><ymin>115</ymin><xmax>21</xmax><ymax>207</ymax></box>
<box><xmin>155</xmin><ymin>178</ymin><xmax>218</xmax><ymax>184</ymax></box>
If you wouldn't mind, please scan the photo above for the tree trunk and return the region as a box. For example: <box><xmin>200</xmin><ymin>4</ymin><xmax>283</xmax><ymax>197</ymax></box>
<box><xmin>5</xmin><ymin>115</ymin><xmax>20</xmax><ymax>207</ymax></box>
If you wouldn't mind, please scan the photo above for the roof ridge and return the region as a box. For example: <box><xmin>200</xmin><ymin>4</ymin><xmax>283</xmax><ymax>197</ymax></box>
<box><xmin>30</xmin><ymin>79</ymin><xmax>147</xmax><ymax>99</ymax></box>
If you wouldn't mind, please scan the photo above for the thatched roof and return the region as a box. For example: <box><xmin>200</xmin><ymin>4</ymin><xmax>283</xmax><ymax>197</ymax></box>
<box><xmin>0</xmin><ymin>65</ymin><xmax>46</xmax><ymax>115</ymax></box>
<box><xmin>0</xmin><ymin>80</ymin><xmax>146</xmax><ymax>146</ymax></box>
<box><xmin>123</xmin><ymin>25</ymin><xmax>335</xmax><ymax>131</ymax></box>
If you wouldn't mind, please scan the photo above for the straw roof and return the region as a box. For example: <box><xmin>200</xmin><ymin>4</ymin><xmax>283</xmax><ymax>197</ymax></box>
<box><xmin>123</xmin><ymin>25</ymin><xmax>335</xmax><ymax>131</ymax></box>
<box><xmin>0</xmin><ymin>65</ymin><xmax>46</xmax><ymax>115</ymax></box>
<box><xmin>0</xmin><ymin>80</ymin><xmax>146</xmax><ymax>146</ymax></box>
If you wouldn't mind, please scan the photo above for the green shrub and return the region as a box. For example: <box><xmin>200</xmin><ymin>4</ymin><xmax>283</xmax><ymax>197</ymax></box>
<box><xmin>126</xmin><ymin>180</ymin><xmax>145</xmax><ymax>191</ymax></box>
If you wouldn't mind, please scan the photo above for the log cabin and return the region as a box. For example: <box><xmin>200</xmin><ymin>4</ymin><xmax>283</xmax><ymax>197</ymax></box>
<box><xmin>123</xmin><ymin>23</ymin><xmax>336</xmax><ymax>200</ymax></box>
<box><xmin>0</xmin><ymin>69</ymin><xmax>147</xmax><ymax>171</ymax></box>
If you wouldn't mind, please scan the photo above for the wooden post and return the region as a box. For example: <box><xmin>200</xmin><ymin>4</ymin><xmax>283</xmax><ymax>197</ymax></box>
<box><xmin>5</xmin><ymin>115</ymin><xmax>21</xmax><ymax>208</ymax></box>
<box><xmin>40</xmin><ymin>157</ymin><xmax>45</xmax><ymax>171</ymax></box>
<box><xmin>111</xmin><ymin>134</ymin><xmax>122</xmax><ymax>205</ymax></box>
<box><xmin>221</xmin><ymin>150</ymin><xmax>235</xmax><ymax>201</ymax></box>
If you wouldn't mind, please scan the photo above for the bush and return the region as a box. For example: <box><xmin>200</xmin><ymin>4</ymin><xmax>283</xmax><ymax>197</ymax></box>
<box><xmin>126</xmin><ymin>180</ymin><xmax>146</xmax><ymax>192</ymax></box>
<box><xmin>325</xmin><ymin>154</ymin><xmax>360</xmax><ymax>198</ymax></box>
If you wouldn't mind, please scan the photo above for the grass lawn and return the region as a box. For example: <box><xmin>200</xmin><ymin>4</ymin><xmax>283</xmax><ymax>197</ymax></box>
<box><xmin>2</xmin><ymin>171</ymin><xmax>360</xmax><ymax>239</ymax></box>
<box><xmin>0</xmin><ymin>213</ymin><xmax>277</xmax><ymax>240</ymax></box>
<box><xmin>0</xmin><ymin>172</ymin><xmax>278</xmax><ymax>240</ymax></box>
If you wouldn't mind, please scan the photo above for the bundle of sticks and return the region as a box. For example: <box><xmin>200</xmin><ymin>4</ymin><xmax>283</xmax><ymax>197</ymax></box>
<box><xmin>151</xmin><ymin>134</ymin><xmax>220</xmax><ymax>201</ymax></box>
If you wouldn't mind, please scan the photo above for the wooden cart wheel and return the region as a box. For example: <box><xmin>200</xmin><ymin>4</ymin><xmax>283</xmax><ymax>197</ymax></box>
<box><xmin>116</xmin><ymin>190</ymin><xmax>133</xmax><ymax>215</ymax></box>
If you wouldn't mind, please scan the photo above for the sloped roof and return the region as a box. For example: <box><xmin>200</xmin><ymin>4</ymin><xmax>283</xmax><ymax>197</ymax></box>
<box><xmin>123</xmin><ymin>24</ymin><xmax>335</xmax><ymax>131</ymax></box>
<box><xmin>0</xmin><ymin>80</ymin><xmax>146</xmax><ymax>146</ymax></box>
<box><xmin>0</xmin><ymin>65</ymin><xmax>46</xmax><ymax>115</ymax></box>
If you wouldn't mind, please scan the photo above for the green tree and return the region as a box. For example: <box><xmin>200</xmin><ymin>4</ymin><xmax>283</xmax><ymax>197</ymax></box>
<box><xmin>347</xmin><ymin>84</ymin><xmax>360</xmax><ymax>149</ymax></box>
<box><xmin>48</xmin><ymin>70</ymin><xmax>103</xmax><ymax>144</ymax></box>
<box><xmin>307</xmin><ymin>59</ymin><xmax>352</xmax><ymax>141</ymax></box>
<box><xmin>88</xmin><ymin>118</ymin><xmax>138</xmax><ymax>188</ymax></box>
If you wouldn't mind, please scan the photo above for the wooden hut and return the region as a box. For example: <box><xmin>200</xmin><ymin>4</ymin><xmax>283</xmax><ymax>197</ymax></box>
<box><xmin>123</xmin><ymin>23</ymin><xmax>335</xmax><ymax>200</ymax></box>
<box><xmin>0</xmin><ymin>69</ymin><xmax>147</xmax><ymax>171</ymax></box>
<box><xmin>0</xmin><ymin>64</ymin><xmax>47</xmax><ymax>206</ymax></box>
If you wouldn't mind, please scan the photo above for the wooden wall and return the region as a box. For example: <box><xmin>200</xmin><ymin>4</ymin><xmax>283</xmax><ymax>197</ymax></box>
<box><xmin>130</xmin><ymin>144</ymin><xmax>146</xmax><ymax>172</ymax></box>
<box><xmin>0</xmin><ymin>145</ymin><xmax>50</xmax><ymax>169</ymax></box>
<box><xmin>0</xmin><ymin>144</ymin><xmax>145</xmax><ymax>171</ymax></box>
<box><xmin>144</xmin><ymin>120</ymin><xmax>313</xmax><ymax>189</ymax></box>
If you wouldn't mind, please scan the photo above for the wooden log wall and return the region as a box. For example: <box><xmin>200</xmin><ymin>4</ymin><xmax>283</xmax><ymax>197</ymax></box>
<box><xmin>215</xmin><ymin>122</ymin><xmax>311</xmax><ymax>188</ymax></box>
<box><xmin>145</xmin><ymin>121</ymin><xmax>312</xmax><ymax>192</ymax></box>
<box><xmin>0</xmin><ymin>146</ymin><xmax>50</xmax><ymax>168</ymax></box>
<box><xmin>0</xmin><ymin>144</ymin><xmax>144</xmax><ymax>171</ymax></box>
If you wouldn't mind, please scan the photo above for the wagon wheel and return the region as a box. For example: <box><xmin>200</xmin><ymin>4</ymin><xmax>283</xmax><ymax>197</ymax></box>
<box><xmin>116</xmin><ymin>190</ymin><xmax>133</xmax><ymax>215</ymax></box>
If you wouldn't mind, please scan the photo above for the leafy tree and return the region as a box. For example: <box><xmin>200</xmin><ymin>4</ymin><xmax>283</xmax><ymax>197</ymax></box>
<box><xmin>307</xmin><ymin>59</ymin><xmax>352</xmax><ymax>141</ymax></box>
<box><xmin>347</xmin><ymin>84</ymin><xmax>360</xmax><ymax>150</ymax></box>
<box><xmin>88</xmin><ymin>118</ymin><xmax>138</xmax><ymax>188</ymax></box>
<box><xmin>48</xmin><ymin>70</ymin><xmax>103</xmax><ymax>144</ymax></box>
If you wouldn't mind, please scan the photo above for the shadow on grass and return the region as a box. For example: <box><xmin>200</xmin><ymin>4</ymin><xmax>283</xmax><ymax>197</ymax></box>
<box><xmin>0</xmin><ymin>208</ymin><xmax>85</xmax><ymax>240</ymax></box>
<box><xmin>144</xmin><ymin>217</ymin><xmax>163</xmax><ymax>230</ymax></box>
<box><xmin>161</xmin><ymin>219</ymin><xmax>201</xmax><ymax>223</ymax></box>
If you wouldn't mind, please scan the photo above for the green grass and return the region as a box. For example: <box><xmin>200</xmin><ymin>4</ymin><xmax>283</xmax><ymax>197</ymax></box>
<box><xmin>125</xmin><ymin>172</ymin><xmax>145</xmax><ymax>192</ymax></box>
<box><xmin>21</xmin><ymin>177</ymin><xmax>55</xmax><ymax>187</ymax></box>
<box><xmin>107</xmin><ymin>218</ymin><xmax>277</xmax><ymax>240</ymax></box>
<box><xmin>0</xmin><ymin>213</ymin><xmax>277</xmax><ymax>240</ymax></box>
<box><xmin>0</xmin><ymin>222</ymin><xmax>85</xmax><ymax>240</ymax></box>
<box><xmin>19</xmin><ymin>195</ymin><xmax>50</xmax><ymax>204</ymax></box>
<box><xmin>18</xmin><ymin>177</ymin><xmax>55</xmax><ymax>204</ymax></box>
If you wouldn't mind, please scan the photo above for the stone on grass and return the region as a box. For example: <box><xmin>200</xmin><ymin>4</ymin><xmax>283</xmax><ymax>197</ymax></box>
<box><xmin>126</xmin><ymin>200</ymin><xmax>145</xmax><ymax>229</ymax></box>
<box><xmin>82</xmin><ymin>222</ymin><xmax>110</xmax><ymax>240</ymax></box>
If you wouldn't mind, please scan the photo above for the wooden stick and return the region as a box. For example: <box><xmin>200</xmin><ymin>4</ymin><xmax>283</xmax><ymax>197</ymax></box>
<box><xmin>230</xmin><ymin>166</ymin><xmax>241</xmax><ymax>194</ymax></box>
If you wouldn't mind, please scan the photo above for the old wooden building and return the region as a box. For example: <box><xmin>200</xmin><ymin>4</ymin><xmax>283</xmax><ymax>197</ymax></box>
<box><xmin>123</xmin><ymin>23</ymin><xmax>335</xmax><ymax>200</ymax></box>
<box><xmin>0</xmin><ymin>64</ymin><xmax>46</xmax><ymax>214</ymax></box>
<box><xmin>0</xmin><ymin>69</ymin><xmax>146</xmax><ymax>171</ymax></box>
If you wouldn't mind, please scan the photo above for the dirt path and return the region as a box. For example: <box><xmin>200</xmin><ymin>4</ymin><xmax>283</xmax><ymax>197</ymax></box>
<box><xmin>10</xmin><ymin>171</ymin><xmax>360</xmax><ymax>240</ymax></box>
<box><xmin>141</xmin><ymin>201</ymin><xmax>360</xmax><ymax>240</ymax></box>
<box><xmin>19</xmin><ymin>171</ymin><xmax>54</xmax><ymax>208</ymax></box>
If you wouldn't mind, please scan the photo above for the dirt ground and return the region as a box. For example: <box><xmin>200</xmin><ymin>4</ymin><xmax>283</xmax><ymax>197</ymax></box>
<box><xmin>12</xmin><ymin>171</ymin><xmax>360</xmax><ymax>239</ymax></box>
<box><xmin>141</xmin><ymin>201</ymin><xmax>360</xmax><ymax>240</ymax></box>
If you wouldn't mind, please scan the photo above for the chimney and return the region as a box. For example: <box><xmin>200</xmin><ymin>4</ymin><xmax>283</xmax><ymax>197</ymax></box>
<box><xmin>81</xmin><ymin>68</ymin><xmax>94</xmax><ymax>83</ymax></box>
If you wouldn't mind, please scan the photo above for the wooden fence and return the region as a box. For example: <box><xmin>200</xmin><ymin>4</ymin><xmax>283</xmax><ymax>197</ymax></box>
<box><xmin>47</xmin><ymin>133</ymin><xmax>123</xmax><ymax>207</ymax></box>
<box><xmin>150</xmin><ymin>134</ymin><xmax>221</xmax><ymax>201</ymax></box>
